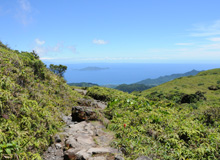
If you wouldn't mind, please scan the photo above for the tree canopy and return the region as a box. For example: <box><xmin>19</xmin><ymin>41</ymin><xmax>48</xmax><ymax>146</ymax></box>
<box><xmin>49</xmin><ymin>64</ymin><xmax>67</xmax><ymax>77</ymax></box>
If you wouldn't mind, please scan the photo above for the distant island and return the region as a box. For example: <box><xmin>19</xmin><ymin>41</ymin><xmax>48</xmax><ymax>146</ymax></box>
<box><xmin>78</xmin><ymin>67</ymin><xmax>109</xmax><ymax>71</ymax></box>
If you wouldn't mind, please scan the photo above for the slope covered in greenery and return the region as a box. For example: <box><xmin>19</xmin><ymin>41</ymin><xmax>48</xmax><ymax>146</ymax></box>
<box><xmin>136</xmin><ymin>69</ymin><xmax>200</xmax><ymax>86</ymax></box>
<box><xmin>87</xmin><ymin>69</ymin><xmax>220</xmax><ymax>159</ymax></box>
<box><xmin>0</xmin><ymin>42</ymin><xmax>82</xmax><ymax>159</ymax></box>
<box><xmin>115</xmin><ymin>83</ymin><xmax>155</xmax><ymax>93</ymax></box>
<box><xmin>138</xmin><ymin>68</ymin><xmax>220</xmax><ymax>104</ymax></box>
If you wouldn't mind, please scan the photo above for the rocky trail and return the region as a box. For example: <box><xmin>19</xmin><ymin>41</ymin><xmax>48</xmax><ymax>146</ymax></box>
<box><xmin>42</xmin><ymin>89</ymin><xmax>124</xmax><ymax>160</ymax></box>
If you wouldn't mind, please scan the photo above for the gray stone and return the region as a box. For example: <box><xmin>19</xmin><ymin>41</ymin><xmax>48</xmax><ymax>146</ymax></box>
<box><xmin>87</xmin><ymin>147</ymin><xmax>111</xmax><ymax>155</ymax></box>
<box><xmin>76</xmin><ymin>149</ymin><xmax>91</xmax><ymax>159</ymax></box>
<box><xmin>55</xmin><ymin>143</ymin><xmax>62</xmax><ymax>149</ymax></box>
<box><xmin>135</xmin><ymin>156</ymin><xmax>152</xmax><ymax>160</ymax></box>
<box><xmin>74</xmin><ymin>89</ymin><xmax>87</xmax><ymax>95</ymax></box>
<box><xmin>65</xmin><ymin>137</ymin><xmax>82</xmax><ymax>149</ymax></box>
<box><xmin>76</xmin><ymin>135</ymin><xmax>96</xmax><ymax>147</ymax></box>
<box><xmin>54</xmin><ymin>134</ymin><xmax>61</xmax><ymax>143</ymax></box>
<box><xmin>88</xmin><ymin>156</ymin><xmax>107</xmax><ymax>160</ymax></box>
<box><xmin>115</xmin><ymin>155</ymin><xmax>124</xmax><ymax>160</ymax></box>
<box><xmin>64</xmin><ymin>148</ymin><xmax>80</xmax><ymax>160</ymax></box>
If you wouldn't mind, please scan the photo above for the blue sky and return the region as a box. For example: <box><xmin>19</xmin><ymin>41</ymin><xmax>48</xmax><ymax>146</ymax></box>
<box><xmin>1</xmin><ymin>0</ymin><xmax>220</xmax><ymax>63</ymax></box>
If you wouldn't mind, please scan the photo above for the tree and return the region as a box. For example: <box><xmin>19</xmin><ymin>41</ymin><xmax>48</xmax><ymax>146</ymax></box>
<box><xmin>49</xmin><ymin>64</ymin><xmax>67</xmax><ymax>77</ymax></box>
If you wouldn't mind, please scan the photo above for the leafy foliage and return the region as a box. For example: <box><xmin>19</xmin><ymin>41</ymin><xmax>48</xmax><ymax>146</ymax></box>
<box><xmin>0</xmin><ymin>42</ymin><xmax>82</xmax><ymax>159</ymax></box>
<box><xmin>49</xmin><ymin>64</ymin><xmax>67</xmax><ymax>77</ymax></box>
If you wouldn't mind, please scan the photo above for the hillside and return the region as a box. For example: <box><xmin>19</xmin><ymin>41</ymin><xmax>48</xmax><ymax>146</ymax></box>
<box><xmin>1</xmin><ymin>40</ymin><xmax>220</xmax><ymax>159</ymax></box>
<box><xmin>138</xmin><ymin>68</ymin><xmax>220</xmax><ymax>104</ymax></box>
<box><xmin>115</xmin><ymin>83</ymin><xmax>155</xmax><ymax>93</ymax></box>
<box><xmin>0</xmin><ymin>42</ymin><xmax>82</xmax><ymax>159</ymax></box>
<box><xmin>87</xmin><ymin>69</ymin><xmax>220</xmax><ymax>159</ymax></box>
<box><xmin>136</xmin><ymin>69</ymin><xmax>201</xmax><ymax>86</ymax></box>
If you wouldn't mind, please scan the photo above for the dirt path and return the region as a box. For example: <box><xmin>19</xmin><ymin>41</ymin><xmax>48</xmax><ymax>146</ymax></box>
<box><xmin>42</xmin><ymin>89</ymin><xmax>124</xmax><ymax>160</ymax></box>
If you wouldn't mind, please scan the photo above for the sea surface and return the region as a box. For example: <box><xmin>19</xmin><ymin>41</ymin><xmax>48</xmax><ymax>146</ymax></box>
<box><xmin>63</xmin><ymin>63</ymin><xmax>220</xmax><ymax>85</ymax></box>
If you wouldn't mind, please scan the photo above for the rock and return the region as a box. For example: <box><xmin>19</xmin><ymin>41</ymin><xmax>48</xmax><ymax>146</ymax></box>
<box><xmin>54</xmin><ymin>149</ymin><xmax>64</xmax><ymax>157</ymax></box>
<box><xmin>135</xmin><ymin>156</ymin><xmax>152</xmax><ymax>160</ymax></box>
<box><xmin>87</xmin><ymin>147</ymin><xmax>111</xmax><ymax>154</ymax></box>
<box><xmin>55</xmin><ymin>134</ymin><xmax>61</xmax><ymax>143</ymax></box>
<box><xmin>74</xmin><ymin>89</ymin><xmax>87</xmax><ymax>95</ymax></box>
<box><xmin>76</xmin><ymin>149</ymin><xmax>91</xmax><ymax>159</ymax></box>
<box><xmin>115</xmin><ymin>155</ymin><xmax>124</xmax><ymax>160</ymax></box>
<box><xmin>64</xmin><ymin>148</ymin><xmax>80</xmax><ymax>160</ymax></box>
<box><xmin>55</xmin><ymin>143</ymin><xmax>62</xmax><ymax>149</ymax></box>
<box><xmin>72</xmin><ymin>106</ymin><xmax>98</xmax><ymax>122</ymax></box>
<box><xmin>65</xmin><ymin>137</ymin><xmax>82</xmax><ymax>149</ymax></box>
<box><xmin>77</xmin><ymin>98</ymin><xmax>94</xmax><ymax>106</ymax></box>
<box><xmin>76</xmin><ymin>135</ymin><xmax>96</xmax><ymax>147</ymax></box>
<box><xmin>208</xmin><ymin>85</ymin><xmax>220</xmax><ymax>90</ymax></box>
<box><xmin>88</xmin><ymin>156</ymin><xmax>107</xmax><ymax>160</ymax></box>
<box><xmin>47</xmin><ymin>146</ymin><xmax>54</xmax><ymax>153</ymax></box>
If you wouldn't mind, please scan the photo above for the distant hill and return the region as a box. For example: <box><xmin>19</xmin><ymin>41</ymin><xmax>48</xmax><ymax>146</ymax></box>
<box><xmin>136</xmin><ymin>69</ymin><xmax>201</xmax><ymax>86</ymax></box>
<box><xmin>68</xmin><ymin>82</ymin><xmax>98</xmax><ymax>87</ymax></box>
<box><xmin>137</xmin><ymin>68</ymin><xmax>220</xmax><ymax>104</ymax></box>
<box><xmin>101</xmin><ymin>84</ymin><xmax>118</xmax><ymax>89</ymax></box>
<box><xmin>115</xmin><ymin>83</ymin><xmax>155</xmax><ymax>93</ymax></box>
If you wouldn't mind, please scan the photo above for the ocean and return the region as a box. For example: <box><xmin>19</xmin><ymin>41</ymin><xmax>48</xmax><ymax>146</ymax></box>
<box><xmin>63</xmin><ymin>63</ymin><xmax>220</xmax><ymax>85</ymax></box>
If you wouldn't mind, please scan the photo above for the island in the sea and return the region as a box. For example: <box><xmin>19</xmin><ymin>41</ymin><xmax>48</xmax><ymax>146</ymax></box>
<box><xmin>78</xmin><ymin>67</ymin><xmax>109</xmax><ymax>71</ymax></box>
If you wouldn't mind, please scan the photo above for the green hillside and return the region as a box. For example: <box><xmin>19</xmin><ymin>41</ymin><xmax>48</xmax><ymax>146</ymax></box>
<box><xmin>115</xmin><ymin>83</ymin><xmax>155</xmax><ymax>93</ymax></box>
<box><xmin>138</xmin><ymin>68</ymin><xmax>220</xmax><ymax>104</ymax></box>
<box><xmin>1</xmin><ymin>40</ymin><xmax>220</xmax><ymax>159</ymax></box>
<box><xmin>136</xmin><ymin>69</ymin><xmax>200</xmax><ymax>86</ymax></box>
<box><xmin>87</xmin><ymin>69</ymin><xmax>220</xmax><ymax>159</ymax></box>
<box><xmin>0</xmin><ymin>42</ymin><xmax>82</xmax><ymax>159</ymax></box>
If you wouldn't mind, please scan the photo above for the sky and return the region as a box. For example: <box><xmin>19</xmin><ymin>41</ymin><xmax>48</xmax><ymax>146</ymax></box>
<box><xmin>1</xmin><ymin>0</ymin><xmax>220</xmax><ymax>64</ymax></box>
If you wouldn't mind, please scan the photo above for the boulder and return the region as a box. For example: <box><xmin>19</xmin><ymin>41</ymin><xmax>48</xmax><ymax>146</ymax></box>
<box><xmin>72</xmin><ymin>106</ymin><xmax>98</xmax><ymax>122</ymax></box>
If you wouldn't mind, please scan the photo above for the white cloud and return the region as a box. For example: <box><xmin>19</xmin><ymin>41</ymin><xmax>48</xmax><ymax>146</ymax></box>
<box><xmin>200</xmin><ymin>43</ymin><xmax>220</xmax><ymax>50</ymax></box>
<box><xmin>207</xmin><ymin>37</ymin><xmax>220</xmax><ymax>42</ymax></box>
<box><xmin>35</xmin><ymin>38</ymin><xmax>45</xmax><ymax>45</ymax></box>
<box><xmin>175</xmin><ymin>43</ymin><xmax>194</xmax><ymax>46</ymax></box>
<box><xmin>18</xmin><ymin>0</ymin><xmax>31</xmax><ymax>12</ymax></box>
<box><xmin>16</xmin><ymin>0</ymin><xmax>33</xmax><ymax>25</ymax></box>
<box><xmin>68</xmin><ymin>45</ymin><xmax>76</xmax><ymax>53</ymax></box>
<box><xmin>190</xmin><ymin>20</ymin><xmax>220</xmax><ymax>37</ymax></box>
<box><xmin>33</xmin><ymin>43</ymin><xmax>63</xmax><ymax>56</ymax></box>
<box><xmin>93</xmin><ymin>39</ymin><xmax>108</xmax><ymax>45</ymax></box>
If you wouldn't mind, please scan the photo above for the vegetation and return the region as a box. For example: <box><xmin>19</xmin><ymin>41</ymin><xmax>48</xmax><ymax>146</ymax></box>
<box><xmin>87</xmin><ymin>69</ymin><xmax>220</xmax><ymax>159</ymax></box>
<box><xmin>136</xmin><ymin>69</ymin><xmax>200</xmax><ymax>86</ymax></box>
<box><xmin>0</xmin><ymin>43</ymin><xmax>82</xmax><ymax>159</ymax></box>
<box><xmin>49</xmin><ymin>64</ymin><xmax>67</xmax><ymax>77</ymax></box>
<box><xmin>1</xmin><ymin>40</ymin><xmax>220</xmax><ymax>159</ymax></box>
<box><xmin>115</xmin><ymin>84</ymin><xmax>155</xmax><ymax>93</ymax></box>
